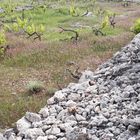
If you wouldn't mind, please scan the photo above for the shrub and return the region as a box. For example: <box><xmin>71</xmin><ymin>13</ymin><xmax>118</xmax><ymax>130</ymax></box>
<box><xmin>26</xmin><ymin>81</ymin><xmax>45</xmax><ymax>94</ymax></box>
<box><xmin>131</xmin><ymin>19</ymin><xmax>140</xmax><ymax>34</ymax></box>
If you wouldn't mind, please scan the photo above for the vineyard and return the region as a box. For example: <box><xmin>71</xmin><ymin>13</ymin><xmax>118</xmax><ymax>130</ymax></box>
<box><xmin>0</xmin><ymin>0</ymin><xmax>140</xmax><ymax>129</ymax></box>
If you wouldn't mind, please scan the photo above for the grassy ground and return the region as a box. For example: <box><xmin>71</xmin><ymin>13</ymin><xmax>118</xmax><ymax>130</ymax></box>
<box><xmin>0</xmin><ymin>0</ymin><xmax>140</xmax><ymax>128</ymax></box>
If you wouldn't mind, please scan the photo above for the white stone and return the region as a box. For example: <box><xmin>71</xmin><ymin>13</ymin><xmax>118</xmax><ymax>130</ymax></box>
<box><xmin>42</xmin><ymin>125</ymin><xmax>51</xmax><ymax>131</ymax></box>
<box><xmin>64</xmin><ymin>120</ymin><xmax>77</xmax><ymax>127</ymax></box>
<box><xmin>25</xmin><ymin>112</ymin><xmax>41</xmax><ymax>123</ymax></box>
<box><xmin>66</xmin><ymin>100</ymin><xmax>77</xmax><ymax>107</ymax></box>
<box><xmin>47</xmin><ymin>135</ymin><xmax>57</xmax><ymax>140</ymax></box>
<box><xmin>0</xmin><ymin>133</ymin><xmax>6</xmax><ymax>140</ymax></box>
<box><xmin>68</xmin><ymin>93</ymin><xmax>81</xmax><ymax>101</ymax></box>
<box><xmin>75</xmin><ymin>114</ymin><xmax>86</xmax><ymax>121</ymax></box>
<box><xmin>42</xmin><ymin>116</ymin><xmax>57</xmax><ymax>125</ymax></box>
<box><xmin>57</xmin><ymin>109</ymin><xmax>68</xmax><ymax>120</ymax></box>
<box><xmin>68</xmin><ymin>82</ymin><xmax>89</xmax><ymax>92</ymax></box>
<box><xmin>24</xmin><ymin>128</ymin><xmax>45</xmax><ymax>139</ymax></box>
<box><xmin>32</xmin><ymin>121</ymin><xmax>43</xmax><ymax>128</ymax></box>
<box><xmin>46</xmin><ymin>126</ymin><xmax>61</xmax><ymax>135</ymax></box>
<box><xmin>16</xmin><ymin>136</ymin><xmax>23</xmax><ymax>140</ymax></box>
<box><xmin>59</xmin><ymin>123</ymin><xmax>73</xmax><ymax>132</ymax></box>
<box><xmin>8</xmin><ymin>134</ymin><xmax>16</xmax><ymax>140</ymax></box>
<box><xmin>78</xmin><ymin>70</ymin><xmax>94</xmax><ymax>83</ymax></box>
<box><xmin>50</xmin><ymin>125</ymin><xmax>61</xmax><ymax>135</ymax></box>
<box><xmin>128</xmin><ymin>138</ymin><xmax>136</xmax><ymax>140</ymax></box>
<box><xmin>37</xmin><ymin>136</ymin><xmax>48</xmax><ymax>140</ymax></box>
<box><xmin>54</xmin><ymin>90</ymin><xmax>65</xmax><ymax>101</ymax></box>
<box><xmin>16</xmin><ymin>117</ymin><xmax>31</xmax><ymax>134</ymax></box>
<box><xmin>47</xmin><ymin>97</ymin><xmax>55</xmax><ymax>105</ymax></box>
<box><xmin>86</xmin><ymin>12</ymin><xmax>93</xmax><ymax>17</ymax></box>
<box><xmin>85</xmin><ymin>85</ymin><xmax>98</xmax><ymax>94</ymax></box>
<box><xmin>56</xmin><ymin>132</ymin><xmax>65</xmax><ymax>137</ymax></box>
<box><xmin>39</xmin><ymin>107</ymin><xmax>49</xmax><ymax>118</ymax></box>
<box><xmin>58</xmin><ymin>138</ymin><xmax>67</xmax><ymax>140</ymax></box>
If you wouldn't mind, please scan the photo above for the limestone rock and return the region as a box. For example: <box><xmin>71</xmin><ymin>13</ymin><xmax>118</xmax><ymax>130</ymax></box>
<box><xmin>25</xmin><ymin>112</ymin><xmax>41</xmax><ymax>123</ymax></box>
<box><xmin>16</xmin><ymin>117</ymin><xmax>31</xmax><ymax>134</ymax></box>
<box><xmin>53</xmin><ymin>90</ymin><xmax>65</xmax><ymax>102</ymax></box>
<box><xmin>24</xmin><ymin>128</ymin><xmax>45</xmax><ymax>139</ymax></box>
<box><xmin>78</xmin><ymin>70</ymin><xmax>94</xmax><ymax>83</ymax></box>
<box><xmin>0</xmin><ymin>133</ymin><xmax>6</xmax><ymax>140</ymax></box>
<box><xmin>39</xmin><ymin>108</ymin><xmax>49</xmax><ymax>118</ymax></box>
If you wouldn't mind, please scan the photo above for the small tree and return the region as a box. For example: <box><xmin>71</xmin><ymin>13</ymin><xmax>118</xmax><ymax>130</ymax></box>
<box><xmin>4</xmin><ymin>16</ymin><xmax>45</xmax><ymax>41</ymax></box>
<box><xmin>25</xmin><ymin>23</ymin><xmax>45</xmax><ymax>41</ymax></box>
<box><xmin>105</xmin><ymin>10</ymin><xmax>116</xmax><ymax>28</ymax></box>
<box><xmin>92</xmin><ymin>16</ymin><xmax>109</xmax><ymax>36</ymax></box>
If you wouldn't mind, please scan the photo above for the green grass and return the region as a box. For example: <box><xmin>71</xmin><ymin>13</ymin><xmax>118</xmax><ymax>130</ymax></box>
<box><xmin>0</xmin><ymin>0</ymin><xmax>126</xmax><ymax>42</ymax></box>
<box><xmin>0</xmin><ymin>95</ymin><xmax>48</xmax><ymax>128</ymax></box>
<box><xmin>102</xmin><ymin>26</ymin><xmax>124</xmax><ymax>36</ymax></box>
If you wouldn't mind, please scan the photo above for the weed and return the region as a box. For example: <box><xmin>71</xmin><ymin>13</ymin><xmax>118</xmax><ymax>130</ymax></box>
<box><xmin>26</xmin><ymin>81</ymin><xmax>44</xmax><ymax>94</ymax></box>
